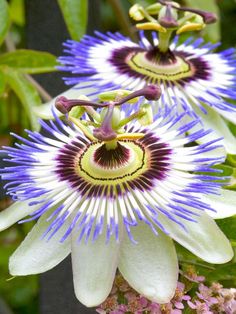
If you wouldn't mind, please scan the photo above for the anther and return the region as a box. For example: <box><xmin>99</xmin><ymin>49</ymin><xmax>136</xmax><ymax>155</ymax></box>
<box><xmin>177</xmin><ymin>7</ymin><xmax>217</xmax><ymax>24</ymax></box>
<box><xmin>158</xmin><ymin>1</ymin><xmax>217</xmax><ymax>25</ymax></box>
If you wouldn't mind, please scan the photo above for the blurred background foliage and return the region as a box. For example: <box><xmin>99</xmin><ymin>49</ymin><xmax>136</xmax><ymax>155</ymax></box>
<box><xmin>0</xmin><ymin>0</ymin><xmax>236</xmax><ymax>313</ymax></box>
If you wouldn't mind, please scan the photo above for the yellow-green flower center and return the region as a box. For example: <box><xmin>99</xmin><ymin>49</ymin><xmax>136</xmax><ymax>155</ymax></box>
<box><xmin>76</xmin><ymin>141</ymin><xmax>148</xmax><ymax>186</ymax></box>
<box><xmin>127</xmin><ymin>50</ymin><xmax>193</xmax><ymax>82</ymax></box>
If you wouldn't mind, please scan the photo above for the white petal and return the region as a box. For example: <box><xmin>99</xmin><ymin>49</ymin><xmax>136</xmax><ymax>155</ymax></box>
<box><xmin>71</xmin><ymin>232</ymin><xmax>120</xmax><ymax>307</ymax></box>
<box><xmin>0</xmin><ymin>201</ymin><xmax>33</xmax><ymax>231</ymax></box>
<box><xmin>118</xmin><ymin>223</ymin><xmax>178</xmax><ymax>304</ymax></box>
<box><xmin>9</xmin><ymin>212</ymin><xmax>71</xmax><ymax>275</ymax></box>
<box><xmin>202</xmin><ymin>189</ymin><xmax>236</xmax><ymax>219</ymax></box>
<box><xmin>33</xmin><ymin>102</ymin><xmax>63</xmax><ymax>119</ymax></box>
<box><xmin>192</xmin><ymin>104</ymin><xmax>236</xmax><ymax>154</ymax></box>
<box><xmin>214</xmin><ymin>107</ymin><xmax>236</xmax><ymax>125</ymax></box>
<box><xmin>158</xmin><ymin>212</ymin><xmax>233</xmax><ymax>264</ymax></box>
<box><xmin>33</xmin><ymin>84</ymin><xmax>97</xmax><ymax>119</ymax></box>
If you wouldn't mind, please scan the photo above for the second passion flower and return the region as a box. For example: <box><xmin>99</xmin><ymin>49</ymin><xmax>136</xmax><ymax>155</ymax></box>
<box><xmin>58</xmin><ymin>0</ymin><xmax>236</xmax><ymax>154</ymax></box>
<box><xmin>0</xmin><ymin>87</ymin><xmax>234</xmax><ymax>307</ymax></box>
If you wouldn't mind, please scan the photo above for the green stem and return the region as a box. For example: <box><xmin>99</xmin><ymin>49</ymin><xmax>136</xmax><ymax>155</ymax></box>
<box><xmin>158</xmin><ymin>30</ymin><xmax>173</xmax><ymax>52</ymax></box>
<box><xmin>108</xmin><ymin>0</ymin><xmax>138</xmax><ymax>42</ymax></box>
<box><xmin>25</xmin><ymin>74</ymin><xmax>52</xmax><ymax>102</ymax></box>
<box><xmin>179</xmin><ymin>259</ymin><xmax>215</xmax><ymax>270</ymax></box>
<box><xmin>105</xmin><ymin>139</ymin><xmax>118</xmax><ymax>150</ymax></box>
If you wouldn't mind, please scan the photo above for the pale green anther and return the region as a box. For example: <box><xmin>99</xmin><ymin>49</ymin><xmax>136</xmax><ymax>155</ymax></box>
<box><xmin>129</xmin><ymin>4</ymin><xmax>145</xmax><ymax>21</ymax></box>
<box><xmin>138</xmin><ymin>103</ymin><xmax>153</xmax><ymax>126</ymax></box>
<box><xmin>69</xmin><ymin>106</ymin><xmax>85</xmax><ymax>119</ymax></box>
<box><xmin>146</xmin><ymin>3</ymin><xmax>162</xmax><ymax>15</ymax></box>
<box><xmin>178</xmin><ymin>12</ymin><xmax>196</xmax><ymax>26</ymax></box>
<box><xmin>192</xmin><ymin>14</ymin><xmax>205</xmax><ymax>25</ymax></box>
<box><xmin>98</xmin><ymin>90</ymin><xmax>139</xmax><ymax>104</ymax></box>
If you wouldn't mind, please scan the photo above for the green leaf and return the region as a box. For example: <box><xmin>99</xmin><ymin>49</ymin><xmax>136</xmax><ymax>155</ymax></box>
<box><xmin>0</xmin><ymin>97</ymin><xmax>8</xmax><ymax>131</ymax></box>
<box><xmin>176</xmin><ymin>243</ymin><xmax>236</xmax><ymax>287</ymax></box>
<box><xmin>185</xmin><ymin>0</ymin><xmax>221</xmax><ymax>42</ymax></box>
<box><xmin>0</xmin><ymin>69</ymin><xmax>6</xmax><ymax>95</ymax></box>
<box><xmin>57</xmin><ymin>0</ymin><xmax>88</xmax><ymax>40</ymax></box>
<box><xmin>217</xmin><ymin>216</ymin><xmax>236</xmax><ymax>243</ymax></box>
<box><xmin>0</xmin><ymin>0</ymin><xmax>10</xmax><ymax>45</ymax></box>
<box><xmin>9</xmin><ymin>0</ymin><xmax>25</xmax><ymax>26</ymax></box>
<box><xmin>3</xmin><ymin>68</ymin><xmax>41</xmax><ymax>130</ymax></box>
<box><xmin>0</xmin><ymin>50</ymin><xmax>58</xmax><ymax>74</ymax></box>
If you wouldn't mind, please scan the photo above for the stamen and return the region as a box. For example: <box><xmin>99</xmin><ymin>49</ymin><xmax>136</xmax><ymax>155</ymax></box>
<box><xmin>56</xmin><ymin>86</ymin><xmax>161</xmax><ymax>144</ymax></box>
<box><xmin>56</xmin><ymin>85</ymin><xmax>161</xmax><ymax>115</ymax></box>
<box><xmin>177</xmin><ymin>7</ymin><xmax>217</xmax><ymax>24</ymax></box>
<box><xmin>158</xmin><ymin>0</ymin><xmax>217</xmax><ymax>24</ymax></box>
<box><xmin>136</xmin><ymin>22</ymin><xmax>166</xmax><ymax>33</ymax></box>
<box><xmin>69</xmin><ymin>116</ymin><xmax>96</xmax><ymax>141</ymax></box>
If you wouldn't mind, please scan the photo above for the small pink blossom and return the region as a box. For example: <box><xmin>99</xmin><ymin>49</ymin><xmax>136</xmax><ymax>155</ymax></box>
<box><xmin>188</xmin><ymin>300</ymin><xmax>213</xmax><ymax>314</ymax></box>
<box><xmin>182</xmin><ymin>266</ymin><xmax>205</xmax><ymax>283</ymax></box>
<box><xmin>197</xmin><ymin>283</ymin><xmax>218</xmax><ymax>306</ymax></box>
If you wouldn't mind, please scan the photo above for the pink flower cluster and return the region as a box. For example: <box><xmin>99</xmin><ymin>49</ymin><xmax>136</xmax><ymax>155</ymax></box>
<box><xmin>188</xmin><ymin>283</ymin><xmax>236</xmax><ymax>314</ymax></box>
<box><xmin>96</xmin><ymin>268</ymin><xmax>236</xmax><ymax>314</ymax></box>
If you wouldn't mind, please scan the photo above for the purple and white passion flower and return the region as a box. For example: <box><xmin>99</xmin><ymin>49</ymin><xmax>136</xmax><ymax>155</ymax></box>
<box><xmin>58</xmin><ymin>1</ymin><xmax>236</xmax><ymax>154</ymax></box>
<box><xmin>0</xmin><ymin>87</ymin><xmax>235</xmax><ymax>307</ymax></box>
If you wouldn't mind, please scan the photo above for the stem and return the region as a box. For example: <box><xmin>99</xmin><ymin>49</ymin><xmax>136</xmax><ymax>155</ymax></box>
<box><xmin>179</xmin><ymin>259</ymin><xmax>215</xmax><ymax>270</ymax></box>
<box><xmin>158</xmin><ymin>30</ymin><xmax>172</xmax><ymax>52</ymax></box>
<box><xmin>5</xmin><ymin>34</ymin><xmax>15</xmax><ymax>52</ymax></box>
<box><xmin>108</xmin><ymin>0</ymin><xmax>138</xmax><ymax>42</ymax></box>
<box><xmin>24</xmin><ymin>74</ymin><xmax>52</xmax><ymax>102</ymax></box>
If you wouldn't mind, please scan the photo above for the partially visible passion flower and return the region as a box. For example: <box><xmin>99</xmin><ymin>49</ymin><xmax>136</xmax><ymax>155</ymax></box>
<box><xmin>0</xmin><ymin>89</ymin><xmax>235</xmax><ymax>307</ymax></box>
<box><xmin>58</xmin><ymin>0</ymin><xmax>236</xmax><ymax>154</ymax></box>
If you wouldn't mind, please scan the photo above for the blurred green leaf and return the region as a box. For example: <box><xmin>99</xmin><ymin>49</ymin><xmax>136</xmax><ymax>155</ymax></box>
<box><xmin>0</xmin><ymin>70</ymin><xmax>6</xmax><ymax>95</ymax></box>
<box><xmin>9</xmin><ymin>0</ymin><xmax>25</xmax><ymax>26</ymax></box>
<box><xmin>217</xmin><ymin>216</ymin><xmax>236</xmax><ymax>242</ymax></box>
<box><xmin>176</xmin><ymin>242</ymin><xmax>236</xmax><ymax>287</ymax></box>
<box><xmin>0</xmin><ymin>50</ymin><xmax>58</xmax><ymax>74</ymax></box>
<box><xmin>200</xmin><ymin>262</ymin><xmax>236</xmax><ymax>284</ymax></box>
<box><xmin>0</xmin><ymin>0</ymin><xmax>10</xmax><ymax>45</ymax></box>
<box><xmin>0</xmin><ymin>97</ymin><xmax>8</xmax><ymax>131</ymax></box>
<box><xmin>57</xmin><ymin>0</ymin><xmax>88</xmax><ymax>40</ymax></box>
<box><xmin>3</xmin><ymin>68</ymin><xmax>41</xmax><ymax>130</ymax></box>
<box><xmin>185</xmin><ymin>0</ymin><xmax>221</xmax><ymax>42</ymax></box>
